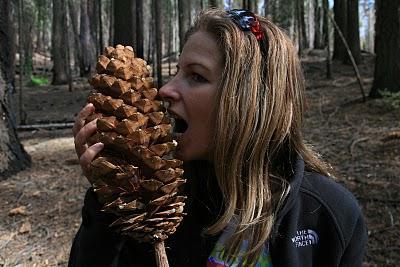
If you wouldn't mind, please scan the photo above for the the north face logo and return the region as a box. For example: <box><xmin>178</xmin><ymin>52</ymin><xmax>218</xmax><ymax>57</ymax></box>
<box><xmin>291</xmin><ymin>229</ymin><xmax>319</xmax><ymax>248</ymax></box>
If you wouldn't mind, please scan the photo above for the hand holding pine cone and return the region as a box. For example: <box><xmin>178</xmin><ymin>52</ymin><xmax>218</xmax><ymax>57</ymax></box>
<box><xmin>85</xmin><ymin>45</ymin><xmax>186</xmax><ymax>266</ymax></box>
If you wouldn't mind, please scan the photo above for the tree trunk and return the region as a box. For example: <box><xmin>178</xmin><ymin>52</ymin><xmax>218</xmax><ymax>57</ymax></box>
<box><xmin>370</xmin><ymin>0</ymin><xmax>400</xmax><ymax>97</ymax></box>
<box><xmin>249</xmin><ymin>0</ymin><xmax>257</xmax><ymax>12</ymax></box>
<box><xmin>168</xmin><ymin>0</ymin><xmax>173</xmax><ymax>76</ymax></box>
<box><xmin>314</xmin><ymin>0</ymin><xmax>324</xmax><ymax>48</ymax></box>
<box><xmin>79</xmin><ymin>0</ymin><xmax>95</xmax><ymax>77</ymax></box>
<box><xmin>99</xmin><ymin>0</ymin><xmax>103</xmax><ymax>52</ymax></box>
<box><xmin>344</xmin><ymin>0</ymin><xmax>361</xmax><ymax>64</ymax></box>
<box><xmin>155</xmin><ymin>0</ymin><xmax>163</xmax><ymax>86</ymax></box>
<box><xmin>308</xmin><ymin>0</ymin><xmax>315</xmax><ymax>49</ymax></box>
<box><xmin>87</xmin><ymin>0</ymin><xmax>99</xmax><ymax>57</ymax></box>
<box><xmin>178</xmin><ymin>0</ymin><xmax>190</xmax><ymax>51</ymax></box>
<box><xmin>52</xmin><ymin>0</ymin><xmax>68</xmax><ymax>84</ymax></box>
<box><xmin>109</xmin><ymin>0</ymin><xmax>114</xmax><ymax>45</ymax></box>
<box><xmin>264</xmin><ymin>0</ymin><xmax>269</xmax><ymax>17</ymax></box>
<box><xmin>136</xmin><ymin>0</ymin><xmax>144</xmax><ymax>58</ymax></box>
<box><xmin>0</xmin><ymin>0</ymin><xmax>31</xmax><ymax>178</ymax></box>
<box><xmin>22</xmin><ymin>1</ymin><xmax>35</xmax><ymax>77</ymax></box>
<box><xmin>1</xmin><ymin>0</ymin><xmax>15</xmax><ymax>85</ymax></box>
<box><xmin>68</xmin><ymin>0</ymin><xmax>81</xmax><ymax>74</ymax></box>
<box><xmin>323</xmin><ymin>0</ymin><xmax>332</xmax><ymax>79</ymax></box>
<box><xmin>333</xmin><ymin>0</ymin><xmax>347</xmax><ymax>61</ymax></box>
<box><xmin>209</xmin><ymin>0</ymin><xmax>218</xmax><ymax>8</ymax></box>
<box><xmin>299</xmin><ymin>0</ymin><xmax>307</xmax><ymax>50</ymax></box>
<box><xmin>113</xmin><ymin>0</ymin><xmax>135</xmax><ymax>46</ymax></box>
<box><xmin>296</xmin><ymin>0</ymin><xmax>305</xmax><ymax>54</ymax></box>
<box><xmin>364</xmin><ymin>1</ymin><xmax>375</xmax><ymax>53</ymax></box>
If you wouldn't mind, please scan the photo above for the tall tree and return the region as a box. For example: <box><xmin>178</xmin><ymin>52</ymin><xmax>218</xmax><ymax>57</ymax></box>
<box><xmin>98</xmin><ymin>0</ymin><xmax>103</xmax><ymax>52</ymax></box>
<box><xmin>0</xmin><ymin>0</ymin><xmax>31</xmax><ymax>178</ymax></box>
<box><xmin>332</xmin><ymin>0</ymin><xmax>347</xmax><ymax>61</ymax></box>
<box><xmin>323</xmin><ymin>0</ymin><xmax>332</xmax><ymax>78</ymax></box>
<box><xmin>52</xmin><ymin>0</ymin><xmax>68</xmax><ymax>84</ymax></box>
<box><xmin>264</xmin><ymin>0</ymin><xmax>270</xmax><ymax>16</ymax></box>
<box><xmin>154</xmin><ymin>0</ymin><xmax>163</xmax><ymax>86</ymax></box>
<box><xmin>307</xmin><ymin>0</ymin><xmax>315</xmax><ymax>48</ymax></box>
<box><xmin>68</xmin><ymin>0</ymin><xmax>81</xmax><ymax>73</ymax></box>
<box><xmin>178</xmin><ymin>0</ymin><xmax>190</xmax><ymax>51</ymax></box>
<box><xmin>345</xmin><ymin>0</ymin><xmax>361</xmax><ymax>64</ymax></box>
<box><xmin>113</xmin><ymin>0</ymin><xmax>135</xmax><ymax>46</ymax></box>
<box><xmin>87</xmin><ymin>0</ymin><xmax>99</xmax><ymax>56</ymax></box>
<box><xmin>243</xmin><ymin>0</ymin><xmax>257</xmax><ymax>12</ymax></box>
<box><xmin>296</xmin><ymin>0</ymin><xmax>307</xmax><ymax>53</ymax></box>
<box><xmin>136</xmin><ymin>0</ymin><xmax>144</xmax><ymax>58</ymax></box>
<box><xmin>209</xmin><ymin>0</ymin><xmax>218</xmax><ymax>8</ymax></box>
<box><xmin>21</xmin><ymin>1</ymin><xmax>36</xmax><ymax>77</ymax></box>
<box><xmin>79</xmin><ymin>0</ymin><xmax>95</xmax><ymax>76</ymax></box>
<box><xmin>370</xmin><ymin>0</ymin><xmax>400</xmax><ymax>97</ymax></box>
<box><xmin>314</xmin><ymin>0</ymin><xmax>324</xmax><ymax>48</ymax></box>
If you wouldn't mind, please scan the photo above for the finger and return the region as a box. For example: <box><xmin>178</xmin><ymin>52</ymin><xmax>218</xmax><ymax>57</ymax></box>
<box><xmin>74</xmin><ymin>119</ymin><xmax>98</xmax><ymax>158</ymax></box>
<box><xmin>72</xmin><ymin>103</ymin><xmax>95</xmax><ymax>136</ymax></box>
<box><xmin>79</xmin><ymin>142</ymin><xmax>104</xmax><ymax>176</ymax></box>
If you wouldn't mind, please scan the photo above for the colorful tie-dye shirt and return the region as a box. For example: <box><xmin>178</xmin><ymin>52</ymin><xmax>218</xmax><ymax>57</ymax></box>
<box><xmin>207</xmin><ymin>218</ymin><xmax>272</xmax><ymax>267</ymax></box>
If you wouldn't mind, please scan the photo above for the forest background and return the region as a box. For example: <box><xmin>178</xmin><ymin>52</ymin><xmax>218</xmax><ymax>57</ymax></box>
<box><xmin>0</xmin><ymin>0</ymin><xmax>399</xmax><ymax>266</ymax></box>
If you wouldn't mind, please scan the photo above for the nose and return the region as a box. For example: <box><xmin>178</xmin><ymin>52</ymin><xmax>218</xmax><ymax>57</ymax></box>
<box><xmin>159</xmin><ymin>77</ymin><xmax>180</xmax><ymax>102</ymax></box>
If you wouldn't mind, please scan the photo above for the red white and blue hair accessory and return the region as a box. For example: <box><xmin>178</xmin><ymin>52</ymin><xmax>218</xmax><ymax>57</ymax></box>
<box><xmin>227</xmin><ymin>9</ymin><xmax>264</xmax><ymax>41</ymax></box>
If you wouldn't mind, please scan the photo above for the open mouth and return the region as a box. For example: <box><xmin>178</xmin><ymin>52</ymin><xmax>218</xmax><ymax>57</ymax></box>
<box><xmin>168</xmin><ymin>110</ymin><xmax>188</xmax><ymax>135</ymax></box>
<box><xmin>174</xmin><ymin>118</ymin><xmax>188</xmax><ymax>134</ymax></box>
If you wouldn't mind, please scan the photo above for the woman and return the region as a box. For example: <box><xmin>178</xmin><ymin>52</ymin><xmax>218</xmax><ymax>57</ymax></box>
<box><xmin>70</xmin><ymin>9</ymin><xmax>366</xmax><ymax>267</ymax></box>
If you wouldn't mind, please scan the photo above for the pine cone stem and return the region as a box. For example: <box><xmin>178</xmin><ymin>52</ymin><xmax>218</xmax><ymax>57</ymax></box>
<box><xmin>154</xmin><ymin>241</ymin><xmax>169</xmax><ymax>267</ymax></box>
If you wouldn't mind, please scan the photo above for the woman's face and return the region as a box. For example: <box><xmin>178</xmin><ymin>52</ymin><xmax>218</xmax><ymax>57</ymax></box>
<box><xmin>159</xmin><ymin>31</ymin><xmax>223</xmax><ymax>161</ymax></box>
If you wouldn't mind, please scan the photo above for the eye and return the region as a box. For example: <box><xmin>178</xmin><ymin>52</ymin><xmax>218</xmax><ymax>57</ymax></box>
<box><xmin>190</xmin><ymin>73</ymin><xmax>208</xmax><ymax>83</ymax></box>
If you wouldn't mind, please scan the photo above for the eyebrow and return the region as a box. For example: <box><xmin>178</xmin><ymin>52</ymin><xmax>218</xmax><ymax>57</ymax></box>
<box><xmin>186</xmin><ymin>63</ymin><xmax>211</xmax><ymax>73</ymax></box>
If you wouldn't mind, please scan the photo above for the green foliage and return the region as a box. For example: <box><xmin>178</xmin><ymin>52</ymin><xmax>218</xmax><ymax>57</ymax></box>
<box><xmin>29</xmin><ymin>76</ymin><xmax>49</xmax><ymax>86</ymax></box>
<box><xmin>379</xmin><ymin>89</ymin><xmax>400</xmax><ymax>109</ymax></box>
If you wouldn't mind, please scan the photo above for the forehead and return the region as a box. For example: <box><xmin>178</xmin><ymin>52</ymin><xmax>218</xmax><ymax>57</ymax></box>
<box><xmin>179</xmin><ymin>31</ymin><xmax>223</xmax><ymax>70</ymax></box>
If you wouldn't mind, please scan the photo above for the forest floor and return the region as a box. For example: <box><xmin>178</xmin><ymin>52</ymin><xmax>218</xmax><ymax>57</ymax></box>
<box><xmin>0</xmin><ymin>52</ymin><xmax>399</xmax><ymax>266</ymax></box>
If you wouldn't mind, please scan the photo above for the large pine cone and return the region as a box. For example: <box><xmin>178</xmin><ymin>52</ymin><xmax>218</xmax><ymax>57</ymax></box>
<box><xmin>86</xmin><ymin>45</ymin><xmax>186</xmax><ymax>243</ymax></box>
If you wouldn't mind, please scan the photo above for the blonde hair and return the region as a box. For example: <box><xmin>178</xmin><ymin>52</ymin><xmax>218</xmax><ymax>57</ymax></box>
<box><xmin>186</xmin><ymin>9</ymin><xmax>330</xmax><ymax>265</ymax></box>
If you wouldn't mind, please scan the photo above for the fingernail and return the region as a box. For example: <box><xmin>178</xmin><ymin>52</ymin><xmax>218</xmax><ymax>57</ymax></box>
<box><xmin>94</xmin><ymin>142</ymin><xmax>104</xmax><ymax>150</ymax></box>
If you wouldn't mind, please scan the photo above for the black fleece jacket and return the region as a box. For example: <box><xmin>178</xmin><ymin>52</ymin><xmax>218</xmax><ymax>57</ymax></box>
<box><xmin>68</xmin><ymin>159</ymin><xmax>367</xmax><ymax>267</ymax></box>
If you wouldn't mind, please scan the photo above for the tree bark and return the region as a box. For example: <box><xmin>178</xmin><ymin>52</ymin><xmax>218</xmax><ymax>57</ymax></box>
<box><xmin>296</xmin><ymin>0</ymin><xmax>306</xmax><ymax>54</ymax></box>
<box><xmin>333</xmin><ymin>0</ymin><xmax>347</xmax><ymax>61</ymax></box>
<box><xmin>1</xmin><ymin>0</ymin><xmax>15</xmax><ymax>85</ymax></box>
<box><xmin>136</xmin><ymin>0</ymin><xmax>144</xmax><ymax>58</ymax></box>
<box><xmin>87</xmin><ymin>0</ymin><xmax>99</xmax><ymax>57</ymax></box>
<box><xmin>322</xmin><ymin>0</ymin><xmax>329</xmax><ymax>47</ymax></box>
<box><xmin>99</xmin><ymin>0</ymin><xmax>103</xmax><ymax>52</ymax></box>
<box><xmin>264</xmin><ymin>0</ymin><xmax>269</xmax><ymax>17</ymax></box>
<box><xmin>209</xmin><ymin>0</ymin><xmax>218</xmax><ymax>8</ymax></box>
<box><xmin>308</xmin><ymin>0</ymin><xmax>315</xmax><ymax>49</ymax></box>
<box><xmin>370</xmin><ymin>0</ymin><xmax>400</xmax><ymax>97</ymax></box>
<box><xmin>0</xmin><ymin>0</ymin><xmax>31</xmax><ymax>178</ymax></box>
<box><xmin>68</xmin><ymin>0</ymin><xmax>81</xmax><ymax>73</ymax></box>
<box><xmin>113</xmin><ymin>0</ymin><xmax>135</xmax><ymax>46</ymax></box>
<box><xmin>52</xmin><ymin>0</ymin><xmax>68</xmax><ymax>84</ymax></box>
<box><xmin>22</xmin><ymin>1</ymin><xmax>35</xmax><ymax>77</ymax></box>
<box><xmin>155</xmin><ymin>0</ymin><xmax>163</xmax><ymax>86</ymax></box>
<box><xmin>344</xmin><ymin>0</ymin><xmax>361</xmax><ymax>64</ymax></box>
<box><xmin>323</xmin><ymin>0</ymin><xmax>332</xmax><ymax>79</ymax></box>
<box><xmin>79</xmin><ymin>0</ymin><xmax>95</xmax><ymax>77</ymax></box>
<box><xmin>314</xmin><ymin>0</ymin><xmax>324</xmax><ymax>48</ymax></box>
<box><xmin>299</xmin><ymin>0</ymin><xmax>307</xmax><ymax>50</ymax></box>
<box><xmin>178</xmin><ymin>0</ymin><xmax>190</xmax><ymax>51</ymax></box>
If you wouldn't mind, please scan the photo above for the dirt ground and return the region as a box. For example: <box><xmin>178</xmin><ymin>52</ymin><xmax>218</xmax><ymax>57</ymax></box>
<box><xmin>0</xmin><ymin>52</ymin><xmax>399</xmax><ymax>266</ymax></box>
